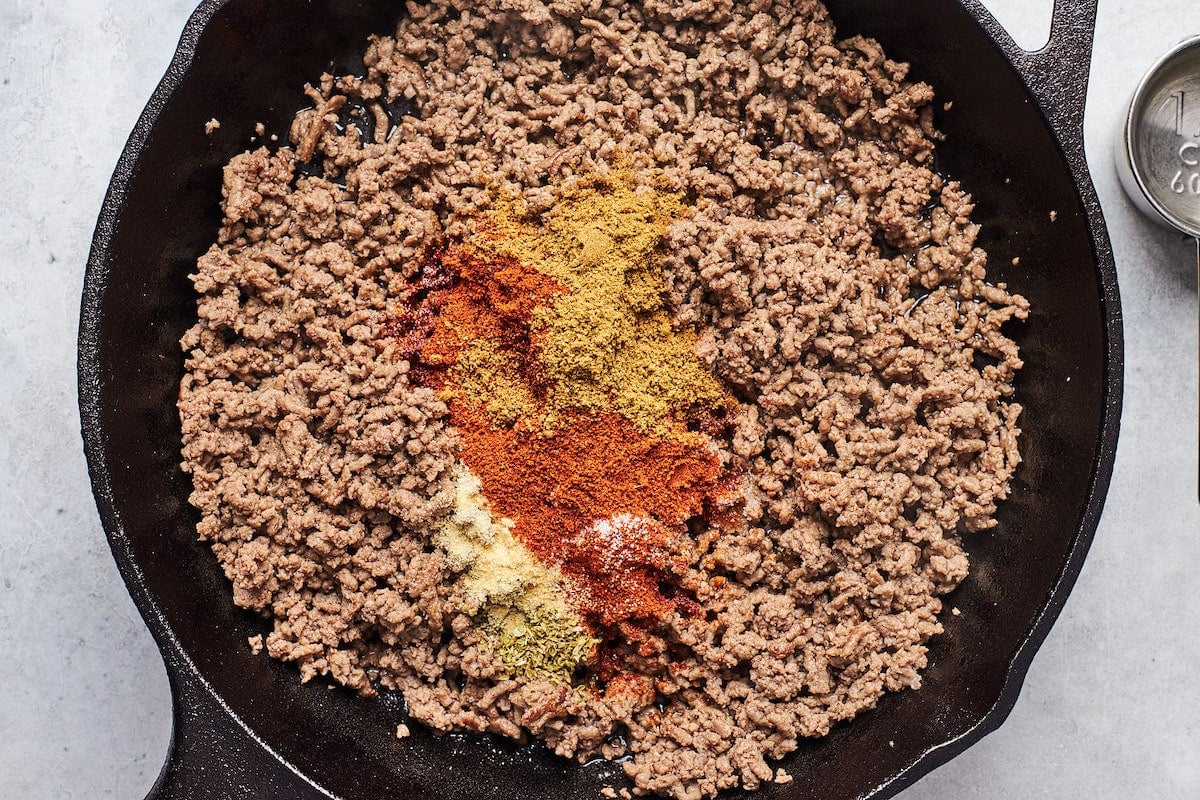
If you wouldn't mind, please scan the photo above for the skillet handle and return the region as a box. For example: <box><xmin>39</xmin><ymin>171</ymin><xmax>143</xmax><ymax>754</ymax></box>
<box><xmin>144</xmin><ymin>663</ymin><xmax>329</xmax><ymax>800</ymax></box>
<box><xmin>973</xmin><ymin>0</ymin><xmax>1098</xmax><ymax>140</ymax></box>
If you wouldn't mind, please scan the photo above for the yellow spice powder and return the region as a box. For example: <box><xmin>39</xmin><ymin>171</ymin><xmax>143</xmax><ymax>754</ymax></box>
<box><xmin>474</xmin><ymin>166</ymin><xmax>727</xmax><ymax>435</ymax></box>
<box><xmin>448</xmin><ymin>339</ymin><xmax>538</xmax><ymax>427</ymax></box>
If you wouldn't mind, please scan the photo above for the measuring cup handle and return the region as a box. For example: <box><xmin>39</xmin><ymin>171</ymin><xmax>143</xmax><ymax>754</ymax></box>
<box><xmin>963</xmin><ymin>0</ymin><xmax>1098</xmax><ymax>141</ymax></box>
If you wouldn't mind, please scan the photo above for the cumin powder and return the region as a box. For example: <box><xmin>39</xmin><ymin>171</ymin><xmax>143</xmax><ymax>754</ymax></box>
<box><xmin>485</xmin><ymin>167</ymin><xmax>729</xmax><ymax>435</ymax></box>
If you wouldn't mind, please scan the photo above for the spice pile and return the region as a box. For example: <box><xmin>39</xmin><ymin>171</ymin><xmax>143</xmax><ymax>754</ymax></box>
<box><xmin>178</xmin><ymin>1</ymin><xmax>1030</xmax><ymax>797</ymax></box>
<box><xmin>390</xmin><ymin>170</ymin><xmax>741</xmax><ymax>680</ymax></box>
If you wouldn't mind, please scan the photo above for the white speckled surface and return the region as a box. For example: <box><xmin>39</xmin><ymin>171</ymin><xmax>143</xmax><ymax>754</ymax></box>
<box><xmin>0</xmin><ymin>1</ymin><xmax>1197</xmax><ymax>798</ymax></box>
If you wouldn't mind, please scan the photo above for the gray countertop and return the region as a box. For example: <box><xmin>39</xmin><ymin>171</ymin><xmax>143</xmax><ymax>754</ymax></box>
<box><xmin>1</xmin><ymin>0</ymin><xmax>1197</xmax><ymax>797</ymax></box>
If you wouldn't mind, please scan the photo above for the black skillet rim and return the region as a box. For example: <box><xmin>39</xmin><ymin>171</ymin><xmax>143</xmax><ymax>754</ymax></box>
<box><xmin>77</xmin><ymin>0</ymin><xmax>1124</xmax><ymax>797</ymax></box>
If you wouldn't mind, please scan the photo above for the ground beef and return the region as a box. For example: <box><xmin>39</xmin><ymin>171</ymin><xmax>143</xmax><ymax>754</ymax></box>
<box><xmin>178</xmin><ymin>1</ymin><xmax>1028</xmax><ymax>797</ymax></box>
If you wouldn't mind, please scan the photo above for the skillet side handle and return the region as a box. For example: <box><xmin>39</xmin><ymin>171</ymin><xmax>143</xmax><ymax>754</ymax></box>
<box><xmin>983</xmin><ymin>0</ymin><xmax>1098</xmax><ymax>143</ymax></box>
<box><xmin>144</xmin><ymin>664</ymin><xmax>330</xmax><ymax>800</ymax></box>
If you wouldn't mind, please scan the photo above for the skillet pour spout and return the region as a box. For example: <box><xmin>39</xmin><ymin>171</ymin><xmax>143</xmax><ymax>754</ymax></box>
<box><xmin>78</xmin><ymin>0</ymin><xmax>1122</xmax><ymax>798</ymax></box>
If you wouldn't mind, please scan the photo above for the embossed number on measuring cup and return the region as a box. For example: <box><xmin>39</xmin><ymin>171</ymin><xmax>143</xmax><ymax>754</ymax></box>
<box><xmin>1164</xmin><ymin>92</ymin><xmax>1200</xmax><ymax>195</ymax></box>
<box><xmin>1164</xmin><ymin>91</ymin><xmax>1200</xmax><ymax>137</ymax></box>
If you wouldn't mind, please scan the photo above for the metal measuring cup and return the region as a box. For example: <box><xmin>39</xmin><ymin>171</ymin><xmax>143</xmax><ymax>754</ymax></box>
<box><xmin>1116</xmin><ymin>34</ymin><xmax>1200</xmax><ymax>497</ymax></box>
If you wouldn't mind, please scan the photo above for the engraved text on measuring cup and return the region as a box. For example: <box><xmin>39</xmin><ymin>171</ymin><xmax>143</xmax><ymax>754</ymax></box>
<box><xmin>1171</xmin><ymin>144</ymin><xmax>1200</xmax><ymax>194</ymax></box>
<box><xmin>1166</xmin><ymin>92</ymin><xmax>1200</xmax><ymax>194</ymax></box>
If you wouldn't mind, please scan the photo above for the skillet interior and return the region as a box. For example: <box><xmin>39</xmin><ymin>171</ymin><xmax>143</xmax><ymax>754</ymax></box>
<box><xmin>80</xmin><ymin>1</ymin><xmax>1117</xmax><ymax>798</ymax></box>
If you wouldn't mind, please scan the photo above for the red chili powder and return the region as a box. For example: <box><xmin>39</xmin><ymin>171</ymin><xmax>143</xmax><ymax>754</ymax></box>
<box><xmin>379</xmin><ymin>243</ymin><xmax>455</xmax><ymax>364</ymax></box>
<box><xmin>452</xmin><ymin>401</ymin><xmax>723</xmax><ymax>629</ymax></box>
<box><xmin>382</xmin><ymin>242</ymin><xmax>562</xmax><ymax>382</ymax></box>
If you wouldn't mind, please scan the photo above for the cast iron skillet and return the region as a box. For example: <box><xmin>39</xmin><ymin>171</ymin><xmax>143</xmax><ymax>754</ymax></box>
<box><xmin>79</xmin><ymin>1</ymin><xmax>1122</xmax><ymax>798</ymax></box>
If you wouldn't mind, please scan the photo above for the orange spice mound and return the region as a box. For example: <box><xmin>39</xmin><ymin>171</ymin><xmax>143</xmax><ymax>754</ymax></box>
<box><xmin>452</xmin><ymin>401</ymin><xmax>723</xmax><ymax>629</ymax></box>
<box><xmin>382</xmin><ymin>242</ymin><xmax>562</xmax><ymax>383</ymax></box>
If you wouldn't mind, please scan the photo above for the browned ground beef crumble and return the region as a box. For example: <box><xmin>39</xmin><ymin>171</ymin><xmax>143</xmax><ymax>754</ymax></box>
<box><xmin>178</xmin><ymin>1</ymin><xmax>1029</xmax><ymax>797</ymax></box>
